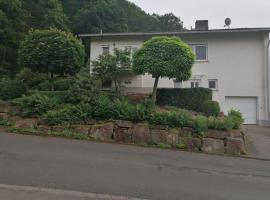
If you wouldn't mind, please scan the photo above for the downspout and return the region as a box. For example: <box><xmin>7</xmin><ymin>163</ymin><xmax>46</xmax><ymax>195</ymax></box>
<box><xmin>267</xmin><ymin>39</ymin><xmax>270</xmax><ymax>127</ymax></box>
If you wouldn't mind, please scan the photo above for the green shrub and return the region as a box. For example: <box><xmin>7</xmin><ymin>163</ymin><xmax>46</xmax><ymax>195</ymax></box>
<box><xmin>90</xmin><ymin>94</ymin><xmax>115</xmax><ymax>120</ymax></box>
<box><xmin>156</xmin><ymin>88</ymin><xmax>212</xmax><ymax>112</ymax></box>
<box><xmin>0</xmin><ymin>119</ymin><xmax>14</xmax><ymax>126</ymax></box>
<box><xmin>12</xmin><ymin>94</ymin><xmax>55</xmax><ymax>117</ymax></box>
<box><xmin>112</xmin><ymin>98</ymin><xmax>134</xmax><ymax>120</ymax></box>
<box><xmin>36</xmin><ymin>81</ymin><xmax>51</xmax><ymax>91</ymax></box>
<box><xmin>227</xmin><ymin>109</ymin><xmax>244</xmax><ymax>129</ymax></box>
<box><xmin>0</xmin><ymin>79</ymin><xmax>27</xmax><ymax>100</ymax></box>
<box><xmin>16</xmin><ymin>68</ymin><xmax>48</xmax><ymax>89</ymax></box>
<box><xmin>112</xmin><ymin>98</ymin><xmax>154</xmax><ymax>122</ymax></box>
<box><xmin>35</xmin><ymin>78</ymin><xmax>75</xmax><ymax>91</ymax></box>
<box><xmin>53</xmin><ymin>78</ymin><xmax>75</xmax><ymax>91</ymax></box>
<box><xmin>130</xmin><ymin>103</ymin><xmax>153</xmax><ymax>122</ymax></box>
<box><xmin>65</xmin><ymin>74</ymin><xmax>101</xmax><ymax>104</ymax></box>
<box><xmin>149</xmin><ymin>109</ymin><xmax>191</xmax><ymax>128</ymax></box>
<box><xmin>150</xmin><ymin>112</ymin><xmax>169</xmax><ymax>126</ymax></box>
<box><xmin>207</xmin><ymin>116</ymin><xmax>235</xmax><ymax>131</ymax></box>
<box><xmin>176</xmin><ymin>143</ymin><xmax>187</xmax><ymax>150</ymax></box>
<box><xmin>193</xmin><ymin>115</ymin><xmax>208</xmax><ymax>135</ymax></box>
<box><xmin>32</xmin><ymin>91</ymin><xmax>67</xmax><ymax>104</ymax></box>
<box><xmin>157</xmin><ymin>143</ymin><xmax>171</xmax><ymax>149</ymax></box>
<box><xmin>208</xmin><ymin>110</ymin><xmax>243</xmax><ymax>131</ymax></box>
<box><xmin>43</xmin><ymin>104</ymin><xmax>92</xmax><ymax>125</ymax></box>
<box><xmin>201</xmin><ymin>100</ymin><xmax>220</xmax><ymax>117</ymax></box>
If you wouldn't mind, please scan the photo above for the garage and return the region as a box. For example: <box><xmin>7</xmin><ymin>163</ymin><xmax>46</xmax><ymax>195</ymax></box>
<box><xmin>224</xmin><ymin>97</ymin><xmax>257</xmax><ymax>124</ymax></box>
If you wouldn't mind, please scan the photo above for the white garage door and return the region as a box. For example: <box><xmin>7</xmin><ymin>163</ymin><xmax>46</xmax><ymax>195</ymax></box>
<box><xmin>224</xmin><ymin>97</ymin><xmax>257</xmax><ymax>124</ymax></box>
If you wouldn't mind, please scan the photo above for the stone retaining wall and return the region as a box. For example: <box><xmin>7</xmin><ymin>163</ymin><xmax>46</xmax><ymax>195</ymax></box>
<box><xmin>0</xmin><ymin>102</ymin><xmax>247</xmax><ymax>156</ymax></box>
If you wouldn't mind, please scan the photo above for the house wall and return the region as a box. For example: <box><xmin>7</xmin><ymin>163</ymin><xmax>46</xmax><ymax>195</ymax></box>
<box><xmin>90</xmin><ymin>32</ymin><xmax>269</xmax><ymax>125</ymax></box>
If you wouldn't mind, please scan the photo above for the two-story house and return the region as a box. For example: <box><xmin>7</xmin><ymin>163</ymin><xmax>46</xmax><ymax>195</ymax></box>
<box><xmin>79</xmin><ymin>21</ymin><xmax>270</xmax><ymax>126</ymax></box>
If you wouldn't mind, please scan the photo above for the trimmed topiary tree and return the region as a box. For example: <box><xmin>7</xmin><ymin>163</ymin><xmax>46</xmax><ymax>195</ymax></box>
<box><xmin>133</xmin><ymin>36</ymin><xmax>195</xmax><ymax>103</ymax></box>
<box><xmin>18</xmin><ymin>29</ymin><xmax>85</xmax><ymax>90</ymax></box>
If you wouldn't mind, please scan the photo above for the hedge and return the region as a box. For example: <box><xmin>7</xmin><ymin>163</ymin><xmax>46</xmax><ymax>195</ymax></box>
<box><xmin>156</xmin><ymin>88</ymin><xmax>212</xmax><ymax>112</ymax></box>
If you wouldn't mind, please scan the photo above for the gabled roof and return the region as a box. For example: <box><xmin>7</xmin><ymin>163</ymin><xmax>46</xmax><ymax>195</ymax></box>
<box><xmin>78</xmin><ymin>27</ymin><xmax>270</xmax><ymax>38</ymax></box>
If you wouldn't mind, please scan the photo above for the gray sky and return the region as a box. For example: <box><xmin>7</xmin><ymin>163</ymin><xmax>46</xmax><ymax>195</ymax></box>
<box><xmin>129</xmin><ymin>0</ymin><xmax>270</xmax><ymax>29</ymax></box>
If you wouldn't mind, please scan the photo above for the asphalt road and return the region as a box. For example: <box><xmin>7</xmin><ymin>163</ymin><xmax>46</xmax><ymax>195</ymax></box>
<box><xmin>0</xmin><ymin>131</ymin><xmax>270</xmax><ymax>200</ymax></box>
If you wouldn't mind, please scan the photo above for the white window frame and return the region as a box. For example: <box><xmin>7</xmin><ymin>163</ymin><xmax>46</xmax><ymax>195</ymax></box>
<box><xmin>190</xmin><ymin>79</ymin><xmax>201</xmax><ymax>88</ymax></box>
<box><xmin>208</xmin><ymin>79</ymin><xmax>218</xmax><ymax>90</ymax></box>
<box><xmin>190</xmin><ymin>44</ymin><xmax>208</xmax><ymax>62</ymax></box>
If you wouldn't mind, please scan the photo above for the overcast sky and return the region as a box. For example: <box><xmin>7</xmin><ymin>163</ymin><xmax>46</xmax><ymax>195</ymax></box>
<box><xmin>129</xmin><ymin>0</ymin><xmax>270</xmax><ymax>29</ymax></box>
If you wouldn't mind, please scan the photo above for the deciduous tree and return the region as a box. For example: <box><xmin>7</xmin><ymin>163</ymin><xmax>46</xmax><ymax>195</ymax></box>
<box><xmin>18</xmin><ymin>29</ymin><xmax>85</xmax><ymax>90</ymax></box>
<box><xmin>92</xmin><ymin>49</ymin><xmax>132</xmax><ymax>92</ymax></box>
<box><xmin>133</xmin><ymin>36</ymin><xmax>195</xmax><ymax>103</ymax></box>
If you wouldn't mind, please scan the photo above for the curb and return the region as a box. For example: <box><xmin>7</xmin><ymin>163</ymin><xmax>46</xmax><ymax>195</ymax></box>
<box><xmin>0</xmin><ymin>184</ymin><xmax>149</xmax><ymax>200</ymax></box>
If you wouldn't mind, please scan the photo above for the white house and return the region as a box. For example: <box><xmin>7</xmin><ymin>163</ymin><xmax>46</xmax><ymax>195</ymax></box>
<box><xmin>79</xmin><ymin>21</ymin><xmax>270</xmax><ymax>126</ymax></box>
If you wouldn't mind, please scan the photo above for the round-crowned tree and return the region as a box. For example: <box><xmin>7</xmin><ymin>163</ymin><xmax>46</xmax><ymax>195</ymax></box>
<box><xmin>133</xmin><ymin>36</ymin><xmax>195</xmax><ymax>103</ymax></box>
<box><xmin>18</xmin><ymin>29</ymin><xmax>85</xmax><ymax>90</ymax></box>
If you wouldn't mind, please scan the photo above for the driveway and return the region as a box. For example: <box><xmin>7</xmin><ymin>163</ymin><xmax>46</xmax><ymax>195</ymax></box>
<box><xmin>0</xmin><ymin>130</ymin><xmax>270</xmax><ymax>200</ymax></box>
<box><xmin>244</xmin><ymin>125</ymin><xmax>270</xmax><ymax>160</ymax></box>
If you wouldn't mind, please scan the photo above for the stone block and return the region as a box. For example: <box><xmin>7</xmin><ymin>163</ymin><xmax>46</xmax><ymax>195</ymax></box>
<box><xmin>150</xmin><ymin>129</ymin><xmax>168</xmax><ymax>144</ymax></box>
<box><xmin>229</xmin><ymin>130</ymin><xmax>243</xmax><ymax>138</ymax></box>
<box><xmin>166</xmin><ymin>134</ymin><xmax>179</xmax><ymax>147</ymax></box>
<box><xmin>115</xmin><ymin>120</ymin><xmax>133</xmax><ymax>128</ymax></box>
<box><xmin>37</xmin><ymin>125</ymin><xmax>52</xmax><ymax>134</ymax></box>
<box><xmin>205</xmin><ymin>130</ymin><xmax>229</xmax><ymax>140</ymax></box>
<box><xmin>180</xmin><ymin>127</ymin><xmax>195</xmax><ymax>137</ymax></box>
<box><xmin>226</xmin><ymin>137</ymin><xmax>246</xmax><ymax>155</ymax></box>
<box><xmin>89</xmin><ymin>123</ymin><xmax>114</xmax><ymax>141</ymax></box>
<box><xmin>150</xmin><ymin>124</ymin><xmax>169</xmax><ymax>130</ymax></box>
<box><xmin>52</xmin><ymin>125</ymin><xmax>69</xmax><ymax>132</ymax></box>
<box><xmin>180</xmin><ymin>137</ymin><xmax>202</xmax><ymax>150</ymax></box>
<box><xmin>0</xmin><ymin>102</ymin><xmax>10</xmax><ymax>113</ymax></box>
<box><xmin>14</xmin><ymin>118</ymin><xmax>39</xmax><ymax>129</ymax></box>
<box><xmin>114</xmin><ymin>128</ymin><xmax>133</xmax><ymax>143</ymax></box>
<box><xmin>71</xmin><ymin>125</ymin><xmax>91</xmax><ymax>136</ymax></box>
<box><xmin>132</xmin><ymin>123</ymin><xmax>151</xmax><ymax>144</ymax></box>
<box><xmin>202</xmin><ymin>138</ymin><xmax>225</xmax><ymax>154</ymax></box>
<box><xmin>0</xmin><ymin>113</ymin><xmax>9</xmax><ymax>121</ymax></box>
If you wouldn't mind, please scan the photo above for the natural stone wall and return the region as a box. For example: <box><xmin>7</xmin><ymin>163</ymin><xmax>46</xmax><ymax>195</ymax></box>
<box><xmin>0</xmin><ymin>104</ymin><xmax>247</xmax><ymax>156</ymax></box>
<box><xmin>37</xmin><ymin>120</ymin><xmax>246</xmax><ymax>156</ymax></box>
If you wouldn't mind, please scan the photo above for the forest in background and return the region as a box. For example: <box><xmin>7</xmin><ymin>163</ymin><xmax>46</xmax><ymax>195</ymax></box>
<box><xmin>0</xmin><ymin>0</ymin><xmax>184</xmax><ymax>77</ymax></box>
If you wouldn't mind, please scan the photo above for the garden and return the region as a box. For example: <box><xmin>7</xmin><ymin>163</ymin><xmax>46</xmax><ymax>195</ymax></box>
<box><xmin>0</xmin><ymin>29</ymin><xmax>246</xmax><ymax>156</ymax></box>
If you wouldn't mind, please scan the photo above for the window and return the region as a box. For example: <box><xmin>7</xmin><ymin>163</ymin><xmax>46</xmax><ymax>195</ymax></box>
<box><xmin>191</xmin><ymin>45</ymin><xmax>208</xmax><ymax>61</ymax></box>
<box><xmin>191</xmin><ymin>81</ymin><xmax>200</xmax><ymax>88</ymax></box>
<box><xmin>124</xmin><ymin>46</ymin><xmax>138</xmax><ymax>56</ymax></box>
<box><xmin>102</xmin><ymin>80</ymin><xmax>112</xmax><ymax>89</ymax></box>
<box><xmin>102</xmin><ymin>46</ymin><xmax>110</xmax><ymax>55</ymax></box>
<box><xmin>208</xmin><ymin>79</ymin><xmax>218</xmax><ymax>90</ymax></box>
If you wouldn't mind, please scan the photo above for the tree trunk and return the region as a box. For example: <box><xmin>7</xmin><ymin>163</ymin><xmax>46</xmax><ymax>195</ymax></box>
<box><xmin>113</xmin><ymin>79</ymin><xmax>118</xmax><ymax>93</ymax></box>
<box><xmin>50</xmin><ymin>73</ymin><xmax>54</xmax><ymax>91</ymax></box>
<box><xmin>152</xmin><ymin>76</ymin><xmax>159</xmax><ymax>104</ymax></box>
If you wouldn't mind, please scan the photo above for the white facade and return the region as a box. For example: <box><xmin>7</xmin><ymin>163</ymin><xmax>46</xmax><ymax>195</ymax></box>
<box><xmin>82</xmin><ymin>29</ymin><xmax>270</xmax><ymax>126</ymax></box>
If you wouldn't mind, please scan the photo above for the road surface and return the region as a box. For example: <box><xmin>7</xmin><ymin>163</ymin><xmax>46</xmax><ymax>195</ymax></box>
<box><xmin>0</xmin><ymin>130</ymin><xmax>270</xmax><ymax>200</ymax></box>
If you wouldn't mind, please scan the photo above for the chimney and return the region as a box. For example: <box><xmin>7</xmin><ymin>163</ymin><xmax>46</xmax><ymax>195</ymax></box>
<box><xmin>195</xmin><ymin>20</ymin><xmax>209</xmax><ymax>31</ymax></box>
